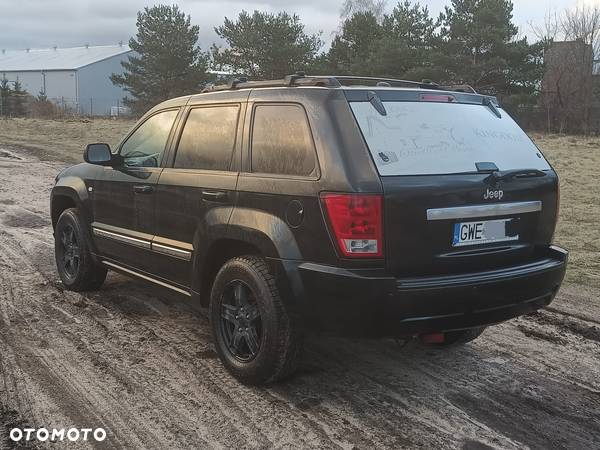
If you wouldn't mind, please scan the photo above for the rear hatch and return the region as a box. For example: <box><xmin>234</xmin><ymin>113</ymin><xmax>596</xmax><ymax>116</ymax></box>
<box><xmin>347</xmin><ymin>89</ymin><xmax>559</xmax><ymax>277</ymax></box>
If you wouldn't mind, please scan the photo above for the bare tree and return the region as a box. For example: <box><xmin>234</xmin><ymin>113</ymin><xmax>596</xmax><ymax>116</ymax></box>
<box><xmin>561</xmin><ymin>3</ymin><xmax>600</xmax><ymax>58</ymax></box>
<box><xmin>340</xmin><ymin>0</ymin><xmax>388</xmax><ymax>23</ymax></box>
<box><xmin>529</xmin><ymin>9</ymin><xmax>561</xmax><ymax>44</ymax></box>
<box><xmin>536</xmin><ymin>4</ymin><xmax>600</xmax><ymax>133</ymax></box>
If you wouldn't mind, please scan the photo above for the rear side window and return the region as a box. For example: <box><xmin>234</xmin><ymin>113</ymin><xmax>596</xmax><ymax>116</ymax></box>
<box><xmin>174</xmin><ymin>105</ymin><xmax>240</xmax><ymax>171</ymax></box>
<box><xmin>350</xmin><ymin>100</ymin><xmax>551</xmax><ymax>176</ymax></box>
<box><xmin>251</xmin><ymin>104</ymin><xmax>317</xmax><ymax>177</ymax></box>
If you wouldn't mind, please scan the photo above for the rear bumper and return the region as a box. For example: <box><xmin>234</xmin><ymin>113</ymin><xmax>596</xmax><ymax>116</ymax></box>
<box><xmin>279</xmin><ymin>246</ymin><xmax>567</xmax><ymax>337</ymax></box>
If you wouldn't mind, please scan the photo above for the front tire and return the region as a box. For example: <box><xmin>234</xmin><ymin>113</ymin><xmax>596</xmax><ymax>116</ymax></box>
<box><xmin>209</xmin><ymin>256</ymin><xmax>303</xmax><ymax>385</ymax></box>
<box><xmin>54</xmin><ymin>208</ymin><xmax>107</xmax><ymax>291</ymax></box>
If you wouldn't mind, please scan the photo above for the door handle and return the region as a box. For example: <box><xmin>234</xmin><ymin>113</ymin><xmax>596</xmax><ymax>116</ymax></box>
<box><xmin>201</xmin><ymin>190</ymin><xmax>228</xmax><ymax>202</ymax></box>
<box><xmin>133</xmin><ymin>185</ymin><xmax>153</xmax><ymax>194</ymax></box>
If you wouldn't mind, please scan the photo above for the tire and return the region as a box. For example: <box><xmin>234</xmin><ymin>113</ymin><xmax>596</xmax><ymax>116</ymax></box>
<box><xmin>209</xmin><ymin>256</ymin><xmax>303</xmax><ymax>385</ymax></box>
<box><xmin>54</xmin><ymin>208</ymin><xmax>107</xmax><ymax>291</ymax></box>
<box><xmin>425</xmin><ymin>327</ymin><xmax>486</xmax><ymax>347</ymax></box>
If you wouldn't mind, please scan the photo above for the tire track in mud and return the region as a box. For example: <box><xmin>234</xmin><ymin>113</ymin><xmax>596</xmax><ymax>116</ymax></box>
<box><xmin>0</xmin><ymin>230</ymin><xmax>344</xmax><ymax>449</ymax></box>
<box><xmin>0</xmin><ymin>237</ymin><xmax>139</xmax><ymax>449</ymax></box>
<box><xmin>0</xmin><ymin>148</ymin><xmax>600</xmax><ymax>449</ymax></box>
<box><xmin>0</xmin><ymin>234</ymin><xmax>241</xmax><ymax>449</ymax></box>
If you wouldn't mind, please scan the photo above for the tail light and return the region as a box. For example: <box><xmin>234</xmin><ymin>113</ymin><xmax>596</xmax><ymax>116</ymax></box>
<box><xmin>320</xmin><ymin>193</ymin><xmax>383</xmax><ymax>258</ymax></box>
<box><xmin>420</xmin><ymin>94</ymin><xmax>456</xmax><ymax>103</ymax></box>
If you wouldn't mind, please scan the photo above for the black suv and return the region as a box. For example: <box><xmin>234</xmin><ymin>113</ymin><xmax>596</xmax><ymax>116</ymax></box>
<box><xmin>51</xmin><ymin>75</ymin><xmax>567</xmax><ymax>385</ymax></box>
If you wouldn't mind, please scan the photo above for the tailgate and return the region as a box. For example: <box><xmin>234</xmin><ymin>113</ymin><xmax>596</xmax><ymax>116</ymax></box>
<box><xmin>381</xmin><ymin>173</ymin><xmax>559</xmax><ymax>277</ymax></box>
<box><xmin>347</xmin><ymin>90</ymin><xmax>559</xmax><ymax>277</ymax></box>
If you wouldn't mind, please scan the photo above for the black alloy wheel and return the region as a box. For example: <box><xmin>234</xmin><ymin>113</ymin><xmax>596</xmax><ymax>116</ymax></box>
<box><xmin>220</xmin><ymin>280</ymin><xmax>262</xmax><ymax>361</ymax></box>
<box><xmin>58</xmin><ymin>223</ymin><xmax>81</xmax><ymax>282</ymax></box>
<box><xmin>54</xmin><ymin>208</ymin><xmax>107</xmax><ymax>291</ymax></box>
<box><xmin>209</xmin><ymin>256</ymin><xmax>303</xmax><ymax>385</ymax></box>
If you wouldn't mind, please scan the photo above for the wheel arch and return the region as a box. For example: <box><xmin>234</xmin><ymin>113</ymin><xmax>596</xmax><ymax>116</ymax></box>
<box><xmin>51</xmin><ymin>179</ymin><xmax>90</xmax><ymax>230</ymax></box>
<box><xmin>194</xmin><ymin>208</ymin><xmax>302</xmax><ymax>308</ymax></box>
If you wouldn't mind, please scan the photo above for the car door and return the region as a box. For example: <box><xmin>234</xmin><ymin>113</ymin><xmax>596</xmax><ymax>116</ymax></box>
<box><xmin>91</xmin><ymin>108</ymin><xmax>180</xmax><ymax>273</ymax></box>
<box><xmin>152</xmin><ymin>103</ymin><xmax>244</xmax><ymax>288</ymax></box>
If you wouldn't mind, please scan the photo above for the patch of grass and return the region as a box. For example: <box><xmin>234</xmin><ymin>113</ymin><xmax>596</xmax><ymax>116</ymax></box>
<box><xmin>0</xmin><ymin>117</ymin><xmax>136</xmax><ymax>164</ymax></box>
<box><xmin>531</xmin><ymin>134</ymin><xmax>600</xmax><ymax>288</ymax></box>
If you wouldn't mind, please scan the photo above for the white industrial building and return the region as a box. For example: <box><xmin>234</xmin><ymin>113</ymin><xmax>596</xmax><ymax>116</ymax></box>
<box><xmin>0</xmin><ymin>44</ymin><xmax>133</xmax><ymax>116</ymax></box>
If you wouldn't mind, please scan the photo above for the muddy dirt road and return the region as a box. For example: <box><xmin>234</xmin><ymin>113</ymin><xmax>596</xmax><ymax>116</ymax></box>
<box><xmin>0</xmin><ymin>147</ymin><xmax>599</xmax><ymax>449</ymax></box>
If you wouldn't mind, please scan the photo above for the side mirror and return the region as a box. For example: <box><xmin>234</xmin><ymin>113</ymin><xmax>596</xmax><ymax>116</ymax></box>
<box><xmin>84</xmin><ymin>143</ymin><xmax>113</xmax><ymax>166</ymax></box>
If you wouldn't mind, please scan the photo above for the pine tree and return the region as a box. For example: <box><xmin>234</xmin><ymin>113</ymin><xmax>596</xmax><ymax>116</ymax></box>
<box><xmin>326</xmin><ymin>12</ymin><xmax>383</xmax><ymax>75</ymax></box>
<box><xmin>437</xmin><ymin>0</ymin><xmax>533</xmax><ymax>94</ymax></box>
<box><xmin>111</xmin><ymin>5</ymin><xmax>209</xmax><ymax>115</ymax></box>
<box><xmin>374</xmin><ymin>1</ymin><xmax>442</xmax><ymax>80</ymax></box>
<box><xmin>322</xmin><ymin>2</ymin><xmax>441</xmax><ymax>79</ymax></box>
<box><xmin>212</xmin><ymin>10</ymin><xmax>323</xmax><ymax>79</ymax></box>
<box><xmin>11</xmin><ymin>79</ymin><xmax>27</xmax><ymax>117</ymax></box>
<box><xmin>0</xmin><ymin>78</ymin><xmax>11</xmax><ymax>117</ymax></box>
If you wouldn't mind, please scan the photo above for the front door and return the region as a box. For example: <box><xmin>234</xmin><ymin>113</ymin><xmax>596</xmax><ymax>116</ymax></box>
<box><xmin>91</xmin><ymin>108</ymin><xmax>180</xmax><ymax>273</ymax></box>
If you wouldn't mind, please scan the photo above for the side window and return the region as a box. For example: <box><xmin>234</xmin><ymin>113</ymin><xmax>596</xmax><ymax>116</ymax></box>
<box><xmin>120</xmin><ymin>109</ymin><xmax>178</xmax><ymax>167</ymax></box>
<box><xmin>251</xmin><ymin>104</ymin><xmax>317</xmax><ymax>177</ymax></box>
<box><xmin>174</xmin><ymin>105</ymin><xmax>240</xmax><ymax>171</ymax></box>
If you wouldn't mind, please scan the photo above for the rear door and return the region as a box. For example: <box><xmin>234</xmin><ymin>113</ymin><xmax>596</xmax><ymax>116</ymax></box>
<box><xmin>348</xmin><ymin>92</ymin><xmax>559</xmax><ymax>277</ymax></box>
<box><xmin>152</xmin><ymin>103</ymin><xmax>243</xmax><ymax>287</ymax></box>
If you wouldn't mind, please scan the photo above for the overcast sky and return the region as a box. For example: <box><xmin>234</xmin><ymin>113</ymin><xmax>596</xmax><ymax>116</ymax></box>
<box><xmin>0</xmin><ymin>0</ymin><xmax>598</xmax><ymax>52</ymax></box>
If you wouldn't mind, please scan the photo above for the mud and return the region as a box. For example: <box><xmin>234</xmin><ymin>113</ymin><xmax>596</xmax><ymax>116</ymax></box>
<box><xmin>0</xmin><ymin>148</ymin><xmax>599</xmax><ymax>449</ymax></box>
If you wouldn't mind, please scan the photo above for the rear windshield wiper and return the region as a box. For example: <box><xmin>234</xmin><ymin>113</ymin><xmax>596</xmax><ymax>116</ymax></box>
<box><xmin>484</xmin><ymin>169</ymin><xmax>547</xmax><ymax>184</ymax></box>
<box><xmin>483</xmin><ymin>97</ymin><xmax>501</xmax><ymax>118</ymax></box>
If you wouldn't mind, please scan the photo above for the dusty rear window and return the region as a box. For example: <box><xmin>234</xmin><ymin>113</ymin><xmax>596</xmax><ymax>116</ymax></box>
<box><xmin>350</xmin><ymin>101</ymin><xmax>551</xmax><ymax>176</ymax></box>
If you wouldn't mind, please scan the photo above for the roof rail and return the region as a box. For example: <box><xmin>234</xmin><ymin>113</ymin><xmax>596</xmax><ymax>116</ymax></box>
<box><xmin>331</xmin><ymin>76</ymin><xmax>477</xmax><ymax>93</ymax></box>
<box><xmin>332</xmin><ymin>75</ymin><xmax>437</xmax><ymax>89</ymax></box>
<box><xmin>201</xmin><ymin>72</ymin><xmax>340</xmax><ymax>93</ymax></box>
<box><xmin>201</xmin><ymin>73</ymin><xmax>477</xmax><ymax>94</ymax></box>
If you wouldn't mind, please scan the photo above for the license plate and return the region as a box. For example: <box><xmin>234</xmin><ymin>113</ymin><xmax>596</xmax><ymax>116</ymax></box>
<box><xmin>452</xmin><ymin>219</ymin><xmax>518</xmax><ymax>247</ymax></box>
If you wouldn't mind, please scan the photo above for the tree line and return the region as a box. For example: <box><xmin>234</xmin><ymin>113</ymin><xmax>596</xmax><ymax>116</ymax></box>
<box><xmin>3</xmin><ymin>0</ymin><xmax>596</xmax><ymax>127</ymax></box>
<box><xmin>113</xmin><ymin>0</ymin><xmax>559</xmax><ymax>115</ymax></box>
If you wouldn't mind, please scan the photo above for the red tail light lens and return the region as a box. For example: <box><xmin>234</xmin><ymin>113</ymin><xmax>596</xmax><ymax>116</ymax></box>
<box><xmin>320</xmin><ymin>193</ymin><xmax>383</xmax><ymax>258</ymax></box>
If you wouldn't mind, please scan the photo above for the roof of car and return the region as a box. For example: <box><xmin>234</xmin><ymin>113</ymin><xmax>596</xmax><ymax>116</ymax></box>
<box><xmin>148</xmin><ymin>74</ymin><xmax>493</xmax><ymax>115</ymax></box>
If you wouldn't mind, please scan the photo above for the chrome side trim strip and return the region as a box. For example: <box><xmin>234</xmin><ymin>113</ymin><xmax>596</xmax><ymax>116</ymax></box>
<box><xmin>93</xmin><ymin>227</ymin><xmax>193</xmax><ymax>261</ymax></box>
<box><xmin>101</xmin><ymin>260</ymin><xmax>191</xmax><ymax>296</ymax></box>
<box><xmin>151</xmin><ymin>242</ymin><xmax>192</xmax><ymax>261</ymax></box>
<box><xmin>427</xmin><ymin>201</ymin><xmax>542</xmax><ymax>221</ymax></box>
<box><xmin>93</xmin><ymin>227</ymin><xmax>151</xmax><ymax>249</ymax></box>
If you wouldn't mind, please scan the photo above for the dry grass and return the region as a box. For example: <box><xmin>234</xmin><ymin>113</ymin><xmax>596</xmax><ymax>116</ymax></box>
<box><xmin>0</xmin><ymin>117</ymin><xmax>136</xmax><ymax>163</ymax></box>
<box><xmin>531</xmin><ymin>133</ymin><xmax>600</xmax><ymax>288</ymax></box>
<box><xmin>0</xmin><ymin>118</ymin><xmax>598</xmax><ymax>287</ymax></box>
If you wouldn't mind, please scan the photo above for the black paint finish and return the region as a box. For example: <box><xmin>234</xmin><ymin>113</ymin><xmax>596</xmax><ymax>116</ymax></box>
<box><xmin>50</xmin><ymin>83</ymin><xmax>567</xmax><ymax>337</ymax></box>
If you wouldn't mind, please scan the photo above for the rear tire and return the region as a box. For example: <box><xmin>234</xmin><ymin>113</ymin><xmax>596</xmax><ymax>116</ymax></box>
<box><xmin>426</xmin><ymin>327</ymin><xmax>486</xmax><ymax>347</ymax></box>
<box><xmin>209</xmin><ymin>256</ymin><xmax>303</xmax><ymax>385</ymax></box>
<box><xmin>54</xmin><ymin>208</ymin><xmax>107</xmax><ymax>291</ymax></box>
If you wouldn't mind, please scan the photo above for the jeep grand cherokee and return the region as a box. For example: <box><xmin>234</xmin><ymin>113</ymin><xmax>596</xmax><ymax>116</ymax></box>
<box><xmin>51</xmin><ymin>74</ymin><xmax>567</xmax><ymax>385</ymax></box>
